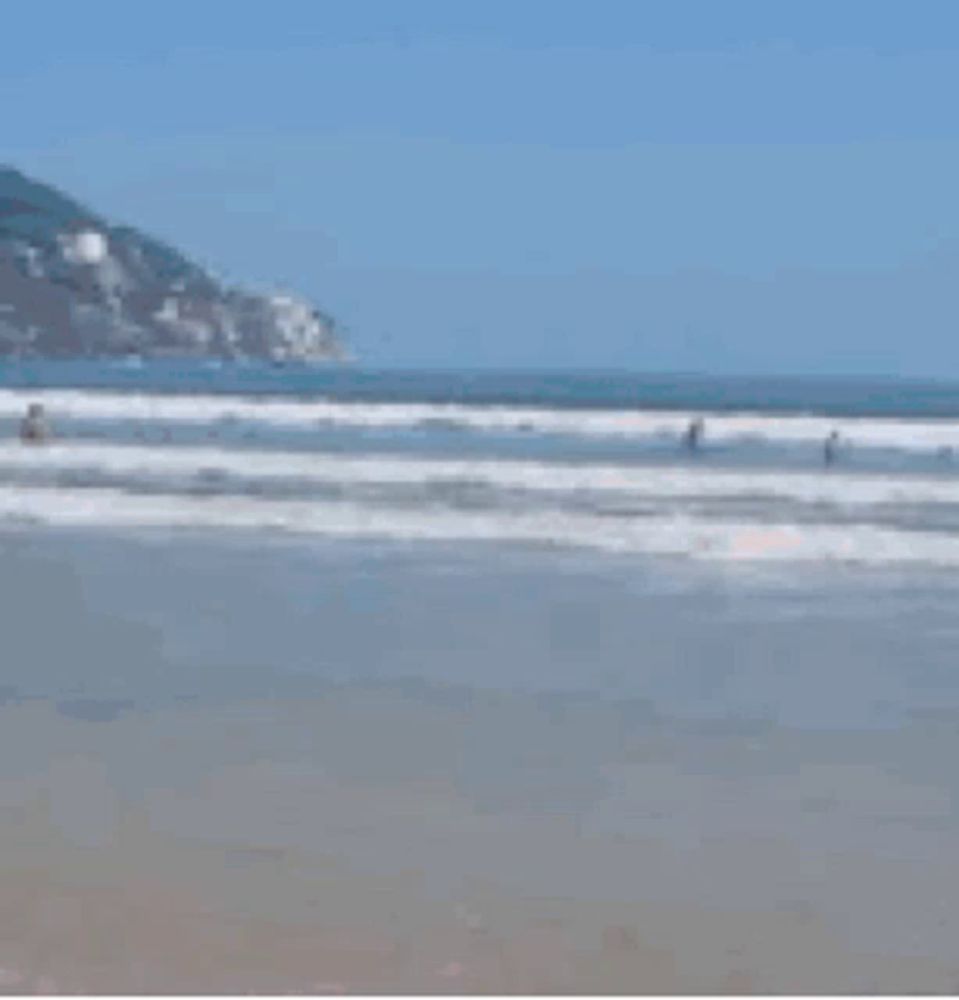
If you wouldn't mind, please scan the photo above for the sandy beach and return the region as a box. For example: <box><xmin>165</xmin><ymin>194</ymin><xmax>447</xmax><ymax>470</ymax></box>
<box><xmin>2</xmin><ymin>528</ymin><xmax>959</xmax><ymax>992</ymax></box>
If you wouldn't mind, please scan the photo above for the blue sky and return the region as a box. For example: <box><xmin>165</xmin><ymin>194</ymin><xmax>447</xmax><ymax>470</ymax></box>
<box><xmin>4</xmin><ymin>0</ymin><xmax>959</xmax><ymax>373</ymax></box>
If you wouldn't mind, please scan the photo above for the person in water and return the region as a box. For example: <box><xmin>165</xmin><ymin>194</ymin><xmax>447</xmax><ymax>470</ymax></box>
<box><xmin>823</xmin><ymin>429</ymin><xmax>840</xmax><ymax>467</ymax></box>
<box><xmin>684</xmin><ymin>417</ymin><xmax>705</xmax><ymax>452</ymax></box>
<box><xmin>19</xmin><ymin>402</ymin><xmax>50</xmax><ymax>444</ymax></box>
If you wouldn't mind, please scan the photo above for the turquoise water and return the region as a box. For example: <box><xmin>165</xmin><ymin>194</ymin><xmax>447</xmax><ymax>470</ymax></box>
<box><xmin>4</xmin><ymin>359</ymin><xmax>959</xmax><ymax>417</ymax></box>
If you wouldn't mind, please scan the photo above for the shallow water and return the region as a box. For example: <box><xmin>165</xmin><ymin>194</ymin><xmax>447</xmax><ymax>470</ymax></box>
<box><xmin>2</xmin><ymin>366</ymin><xmax>959</xmax><ymax>990</ymax></box>
<box><xmin>5</xmin><ymin>368</ymin><xmax>959</xmax><ymax>565</ymax></box>
<box><xmin>0</xmin><ymin>530</ymin><xmax>958</xmax><ymax>990</ymax></box>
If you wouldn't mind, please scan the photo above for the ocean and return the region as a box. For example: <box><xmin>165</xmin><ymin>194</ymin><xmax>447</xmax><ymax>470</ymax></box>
<box><xmin>3</xmin><ymin>362</ymin><xmax>959</xmax><ymax>566</ymax></box>
<box><xmin>3</xmin><ymin>362</ymin><xmax>959</xmax><ymax>991</ymax></box>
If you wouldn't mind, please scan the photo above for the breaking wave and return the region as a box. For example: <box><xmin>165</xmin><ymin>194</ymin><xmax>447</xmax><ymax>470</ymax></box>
<box><xmin>0</xmin><ymin>482</ymin><xmax>957</xmax><ymax>565</ymax></box>
<box><xmin>2</xmin><ymin>384</ymin><xmax>959</xmax><ymax>566</ymax></box>
<box><xmin>3</xmin><ymin>388</ymin><xmax>959</xmax><ymax>452</ymax></box>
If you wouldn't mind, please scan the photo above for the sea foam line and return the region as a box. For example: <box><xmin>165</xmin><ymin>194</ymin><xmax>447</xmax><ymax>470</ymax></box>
<box><xmin>0</xmin><ymin>441</ymin><xmax>958</xmax><ymax>507</ymax></box>
<box><xmin>3</xmin><ymin>389</ymin><xmax>959</xmax><ymax>450</ymax></box>
<box><xmin>1</xmin><ymin>483</ymin><xmax>958</xmax><ymax>565</ymax></box>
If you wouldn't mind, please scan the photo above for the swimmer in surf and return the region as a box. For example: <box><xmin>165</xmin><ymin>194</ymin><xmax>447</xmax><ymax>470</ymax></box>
<box><xmin>684</xmin><ymin>417</ymin><xmax>705</xmax><ymax>452</ymax></box>
<box><xmin>823</xmin><ymin>430</ymin><xmax>840</xmax><ymax>467</ymax></box>
<box><xmin>19</xmin><ymin>402</ymin><xmax>49</xmax><ymax>444</ymax></box>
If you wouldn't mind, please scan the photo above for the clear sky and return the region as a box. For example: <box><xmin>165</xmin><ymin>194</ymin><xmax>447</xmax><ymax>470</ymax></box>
<box><xmin>4</xmin><ymin>0</ymin><xmax>959</xmax><ymax>374</ymax></box>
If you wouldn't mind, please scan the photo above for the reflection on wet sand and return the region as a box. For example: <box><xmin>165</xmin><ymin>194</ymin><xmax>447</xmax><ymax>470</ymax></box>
<box><xmin>3</xmin><ymin>531</ymin><xmax>959</xmax><ymax>991</ymax></box>
<box><xmin>1</xmin><ymin>688</ymin><xmax>959</xmax><ymax>993</ymax></box>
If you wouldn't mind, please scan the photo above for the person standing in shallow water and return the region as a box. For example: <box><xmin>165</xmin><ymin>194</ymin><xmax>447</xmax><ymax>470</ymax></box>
<box><xmin>19</xmin><ymin>403</ymin><xmax>49</xmax><ymax>444</ymax></box>
<box><xmin>683</xmin><ymin>417</ymin><xmax>705</xmax><ymax>453</ymax></box>
<box><xmin>823</xmin><ymin>430</ymin><xmax>840</xmax><ymax>467</ymax></box>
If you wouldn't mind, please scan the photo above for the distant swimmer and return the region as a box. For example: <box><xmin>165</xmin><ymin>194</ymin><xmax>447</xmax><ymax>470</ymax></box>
<box><xmin>19</xmin><ymin>402</ymin><xmax>49</xmax><ymax>444</ymax></box>
<box><xmin>823</xmin><ymin>429</ymin><xmax>840</xmax><ymax>467</ymax></box>
<box><xmin>937</xmin><ymin>445</ymin><xmax>953</xmax><ymax>462</ymax></box>
<box><xmin>683</xmin><ymin>417</ymin><xmax>705</xmax><ymax>452</ymax></box>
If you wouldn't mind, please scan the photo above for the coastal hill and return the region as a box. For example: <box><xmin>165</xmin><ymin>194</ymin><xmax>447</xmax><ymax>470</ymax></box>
<box><xmin>0</xmin><ymin>166</ymin><xmax>345</xmax><ymax>361</ymax></box>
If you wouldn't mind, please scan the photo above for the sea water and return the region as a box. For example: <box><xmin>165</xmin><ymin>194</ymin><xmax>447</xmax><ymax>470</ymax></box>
<box><xmin>3</xmin><ymin>363</ymin><xmax>959</xmax><ymax>564</ymax></box>
<box><xmin>3</xmin><ymin>362</ymin><xmax>959</xmax><ymax>989</ymax></box>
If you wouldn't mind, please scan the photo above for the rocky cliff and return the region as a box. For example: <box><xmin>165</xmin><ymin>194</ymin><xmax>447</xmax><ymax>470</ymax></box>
<box><xmin>0</xmin><ymin>166</ymin><xmax>346</xmax><ymax>361</ymax></box>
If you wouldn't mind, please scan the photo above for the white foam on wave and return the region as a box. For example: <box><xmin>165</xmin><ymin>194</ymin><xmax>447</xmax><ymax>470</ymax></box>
<box><xmin>0</xmin><ymin>441</ymin><xmax>958</xmax><ymax>508</ymax></box>
<box><xmin>2</xmin><ymin>388</ymin><xmax>959</xmax><ymax>451</ymax></box>
<box><xmin>0</xmin><ymin>482</ymin><xmax>957</xmax><ymax>565</ymax></box>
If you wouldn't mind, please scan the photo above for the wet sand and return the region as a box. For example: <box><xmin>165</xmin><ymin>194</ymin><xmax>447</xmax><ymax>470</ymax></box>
<box><xmin>2</xmin><ymin>529</ymin><xmax>959</xmax><ymax>992</ymax></box>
